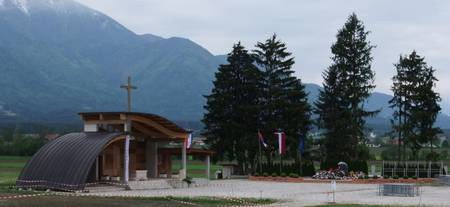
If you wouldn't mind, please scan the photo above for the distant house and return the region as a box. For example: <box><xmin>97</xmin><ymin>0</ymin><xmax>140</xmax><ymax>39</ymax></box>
<box><xmin>366</xmin><ymin>143</ymin><xmax>381</xmax><ymax>148</ymax></box>
<box><xmin>44</xmin><ymin>134</ymin><xmax>60</xmax><ymax>141</ymax></box>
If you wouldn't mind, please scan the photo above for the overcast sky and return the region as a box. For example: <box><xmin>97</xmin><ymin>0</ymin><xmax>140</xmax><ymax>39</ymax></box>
<box><xmin>77</xmin><ymin>0</ymin><xmax>450</xmax><ymax>113</ymax></box>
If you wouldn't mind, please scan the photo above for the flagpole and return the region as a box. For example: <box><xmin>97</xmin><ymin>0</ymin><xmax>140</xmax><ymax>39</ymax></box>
<box><xmin>258</xmin><ymin>134</ymin><xmax>263</xmax><ymax>175</ymax></box>
<box><xmin>280</xmin><ymin>153</ymin><xmax>282</xmax><ymax>175</ymax></box>
<box><xmin>299</xmin><ymin>150</ymin><xmax>303</xmax><ymax>176</ymax></box>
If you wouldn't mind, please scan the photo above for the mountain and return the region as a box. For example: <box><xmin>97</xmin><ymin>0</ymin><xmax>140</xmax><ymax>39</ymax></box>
<box><xmin>0</xmin><ymin>0</ymin><xmax>449</xmax><ymax>132</ymax></box>
<box><xmin>0</xmin><ymin>0</ymin><xmax>223</xmax><ymax>123</ymax></box>
<box><xmin>305</xmin><ymin>83</ymin><xmax>450</xmax><ymax>132</ymax></box>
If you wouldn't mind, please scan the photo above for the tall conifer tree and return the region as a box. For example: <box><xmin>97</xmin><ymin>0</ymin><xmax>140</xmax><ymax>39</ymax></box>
<box><xmin>253</xmin><ymin>34</ymin><xmax>310</xmax><ymax>164</ymax></box>
<box><xmin>315</xmin><ymin>13</ymin><xmax>376</xmax><ymax>166</ymax></box>
<box><xmin>390</xmin><ymin>51</ymin><xmax>441</xmax><ymax>160</ymax></box>
<box><xmin>203</xmin><ymin>43</ymin><xmax>262</xmax><ymax>173</ymax></box>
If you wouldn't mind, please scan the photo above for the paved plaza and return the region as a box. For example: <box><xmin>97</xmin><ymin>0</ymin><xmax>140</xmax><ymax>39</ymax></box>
<box><xmin>88</xmin><ymin>180</ymin><xmax>450</xmax><ymax>206</ymax></box>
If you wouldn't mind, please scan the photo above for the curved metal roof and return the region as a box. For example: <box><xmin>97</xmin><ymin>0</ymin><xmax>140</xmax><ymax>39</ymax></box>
<box><xmin>17</xmin><ymin>132</ymin><xmax>122</xmax><ymax>191</ymax></box>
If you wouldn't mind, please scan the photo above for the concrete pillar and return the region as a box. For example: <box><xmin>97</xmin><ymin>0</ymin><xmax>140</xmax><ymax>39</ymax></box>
<box><xmin>181</xmin><ymin>140</ymin><xmax>187</xmax><ymax>179</ymax></box>
<box><xmin>95</xmin><ymin>156</ymin><xmax>99</xmax><ymax>181</ymax></box>
<box><xmin>206</xmin><ymin>155</ymin><xmax>211</xmax><ymax>180</ymax></box>
<box><xmin>146</xmin><ymin>141</ymin><xmax>158</xmax><ymax>178</ymax></box>
<box><xmin>123</xmin><ymin>120</ymin><xmax>131</xmax><ymax>185</ymax></box>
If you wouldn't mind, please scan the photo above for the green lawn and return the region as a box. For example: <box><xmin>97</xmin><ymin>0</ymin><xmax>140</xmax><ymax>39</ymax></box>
<box><xmin>172</xmin><ymin>160</ymin><xmax>222</xmax><ymax>178</ymax></box>
<box><xmin>0</xmin><ymin>156</ymin><xmax>28</xmax><ymax>187</ymax></box>
<box><xmin>0</xmin><ymin>156</ymin><xmax>222</xmax><ymax>187</ymax></box>
<box><xmin>313</xmin><ymin>205</ymin><xmax>414</xmax><ymax>207</ymax></box>
<box><xmin>0</xmin><ymin>195</ymin><xmax>274</xmax><ymax>207</ymax></box>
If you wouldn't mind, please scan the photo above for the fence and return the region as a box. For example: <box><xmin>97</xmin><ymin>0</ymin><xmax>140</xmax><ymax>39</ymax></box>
<box><xmin>378</xmin><ymin>183</ymin><xmax>420</xmax><ymax>197</ymax></box>
<box><xmin>367</xmin><ymin>160</ymin><xmax>448</xmax><ymax>178</ymax></box>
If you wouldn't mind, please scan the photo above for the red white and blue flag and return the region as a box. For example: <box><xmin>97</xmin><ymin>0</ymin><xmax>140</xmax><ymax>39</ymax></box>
<box><xmin>258</xmin><ymin>130</ymin><xmax>268</xmax><ymax>148</ymax></box>
<box><xmin>274</xmin><ymin>132</ymin><xmax>286</xmax><ymax>155</ymax></box>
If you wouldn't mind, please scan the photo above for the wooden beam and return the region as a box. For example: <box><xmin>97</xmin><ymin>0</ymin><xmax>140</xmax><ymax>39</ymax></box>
<box><xmin>129</xmin><ymin>115</ymin><xmax>189</xmax><ymax>139</ymax></box>
<box><xmin>85</xmin><ymin>120</ymin><xmax>125</xmax><ymax>125</ymax></box>
<box><xmin>132</xmin><ymin>122</ymin><xmax>165</xmax><ymax>138</ymax></box>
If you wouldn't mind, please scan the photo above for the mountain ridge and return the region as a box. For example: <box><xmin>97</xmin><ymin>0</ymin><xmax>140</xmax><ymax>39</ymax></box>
<box><xmin>0</xmin><ymin>0</ymin><xmax>448</xmax><ymax>131</ymax></box>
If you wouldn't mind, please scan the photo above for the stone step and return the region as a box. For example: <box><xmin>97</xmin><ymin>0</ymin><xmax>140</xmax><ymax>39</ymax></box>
<box><xmin>85</xmin><ymin>185</ymin><xmax>125</xmax><ymax>193</ymax></box>
<box><xmin>128</xmin><ymin>179</ymin><xmax>173</xmax><ymax>190</ymax></box>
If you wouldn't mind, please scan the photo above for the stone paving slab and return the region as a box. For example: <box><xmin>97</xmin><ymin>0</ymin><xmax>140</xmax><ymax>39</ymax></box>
<box><xmin>88</xmin><ymin>180</ymin><xmax>450</xmax><ymax>206</ymax></box>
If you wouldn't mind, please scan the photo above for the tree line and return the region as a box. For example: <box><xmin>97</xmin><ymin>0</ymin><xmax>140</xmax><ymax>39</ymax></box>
<box><xmin>202</xmin><ymin>13</ymin><xmax>441</xmax><ymax>174</ymax></box>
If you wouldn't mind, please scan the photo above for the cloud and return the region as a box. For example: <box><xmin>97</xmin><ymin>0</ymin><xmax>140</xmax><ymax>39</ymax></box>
<box><xmin>76</xmin><ymin>0</ymin><xmax>450</xmax><ymax>113</ymax></box>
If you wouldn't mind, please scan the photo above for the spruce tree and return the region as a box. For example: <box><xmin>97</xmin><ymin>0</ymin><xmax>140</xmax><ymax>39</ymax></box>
<box><xmin>253</xmin><ymin>34</ymin><xmax>311</xmax><ymax>165</ymax></box>
<box><xmin>315</xmin><ymin>13</ymin><xmax>376</xmax><ymax>166</ymax></box>
<box><xmin>390</xmin><ymin>51</ymin><xmax>441</xmax><ymax>160</ymax></box>
<box><xmin>203</xmin><ymin>42</ymin><xmax>262</xmax><ymax>173</ymax></box>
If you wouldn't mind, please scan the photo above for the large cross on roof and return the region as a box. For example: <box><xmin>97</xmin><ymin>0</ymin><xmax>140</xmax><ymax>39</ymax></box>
<box><xmin>120</xmin><ymin>76</ymin><xmax>137</xmax><ymax>112</ymax></box>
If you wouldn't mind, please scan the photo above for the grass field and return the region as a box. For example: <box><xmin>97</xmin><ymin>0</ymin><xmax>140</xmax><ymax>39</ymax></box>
<box><xmin>0</xmin><ymin>156</ymin><xmax>222</xmax><ymax>187</ymax></box>
<box><xmin>172</xmin><ymin>159</ymin><xmax>222</xmax><ymax>178</ymax></box>
<box><xmin>0</xmin><ymin>156</ymin><xmax>28</xmax><ymax>187</ymax></box>
<box><xmin>0</xmin><ymin>196</ymin><xmax>274</xmax><ymax>207</ymax></box>
<box><xmin>313</xmin><ymin>205</ymin><xmax>412</xmax><ymax>207</ymax></box>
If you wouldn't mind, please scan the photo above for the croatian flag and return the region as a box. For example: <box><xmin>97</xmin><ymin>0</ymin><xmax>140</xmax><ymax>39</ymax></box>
<box><xmin>274</xmin><ymin>132</ymin><xmax>286</xmax><ymax>155</ymax></box>
<box><xmin>258</xmin><ymin>130</ymin><xmax>268</xmax><ymax>148</ymax></box>
<box><xmin>186</xmin><ymin>133</ymin><xmax>193</xmax><ymax>149</ymax></box>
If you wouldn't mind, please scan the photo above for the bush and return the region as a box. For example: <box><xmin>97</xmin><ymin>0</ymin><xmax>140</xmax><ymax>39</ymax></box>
<box><xmin>384</xmin><ymin>175</ymin><xmax>390</xmax><ymax>179</ymax></box>
<box><xmin>280</xmin><ymin>173</ymin><xmax>287</xmax><ymax>177</ymax></box>
<box><xmin>364</xmin><ymin>175</ymin><xmax>369</xmax><ymax>179</ymax></box>
<box><xmin>393</xmin><ymin>175</ymin><xmax>399</xmax><ymax>179</ymax></box>
<box><xmin>402</xmin><ymin>176</ymin><xmax>408</xmax><ymax>179</ymax></box>
<box><xmin>254</xmin><ymin>172</ymin><xmax>260</xmax><ymax>177</ymax></box>
<box><xmin>263</xmin><ymin>172</ymin><xmax>269</xmax><ymax>177</ymax></box>
<box><xmin>302</xmin><ymin>162</ymin><xmax>316</xmax><ymax>177</ymax></box>
<box><xmin>289</xmin><ymin>173</ymin><xmax>299</xmax><ymax>178</ymax></box>
<box><xmin>271</xmin><ymin>172</ymin><xmax>278</xmax><ymax>177</ymax></box>
<box><xmin>372</xmin><ymin>175</ymin><xmax>379</xmax><ymax>179</ymax></box>
<box><xmin>412</xmin><ymin>175</ymin><xmax>418</xmax><ymax>180</ymax></box>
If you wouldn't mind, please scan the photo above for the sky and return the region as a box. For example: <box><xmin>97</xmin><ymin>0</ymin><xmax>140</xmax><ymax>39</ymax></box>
<box><xmin>76</xmin><ymin>0</ymin><xmax>450</xmax><ymax>114</ymax></box>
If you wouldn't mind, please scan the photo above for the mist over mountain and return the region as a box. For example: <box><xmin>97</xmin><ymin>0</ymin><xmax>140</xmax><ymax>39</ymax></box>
<box><xmin>0</xmin><ymin>0</ymin><xmax>448</xmax><ymax>132</ymax></box>
<box><xmin>305</xmin><ymin>83</ymin><xmax>450</xmax><ymax>132</ymax></box>
<box><xmin>0</xmin><ymin>0</ymin><xmax>222</xmax><ymax>123</ymax></box>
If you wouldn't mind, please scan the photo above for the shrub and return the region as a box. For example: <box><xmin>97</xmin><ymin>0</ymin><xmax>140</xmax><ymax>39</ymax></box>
<box><xmin>402</xmin><ymin>176</ymin><xmax>408</xmax><ymax>179</ymax></box>
<box><xmin>280</xmin><ymin>173</ymin><xmax>287</xmax><ymax>177</ymax></box>
<box><xmin>372</xmin><ymin>175</ymin><xmax>379</xmax><ymax>179</ymax></box>
<box><xmin>412</xmin><ymin>175</ymin><xmax>418</xmax><ymax>180</ymax></box>
<box><xmin>302</xmin><ymin>162</ymin><xmax>316</xmax><ymax>177</ymax></box>
<box><xmin>384</xmin><ymin>175</ymin><xmax>390</xmax><ymax>179</ymax></box>
<box><xmin>393</xmin><ymin>175</ymin><xmax>399</xmax><ymax>179</ymax></box>
<box><xmin>271</xmin><ymin>172</ymin><xmax>278</xmax><ymax>177</ymax></box>
<box><xmin>263</xmin><ymin>172</ymin><xmax>269</xmax><ymax>177</ymax></box>
<box><xmin>364</xmin><ymin>175</ymin><xmax>369</xmax><ymax>179</ymax></box>
<box><xmin>289</xmin><ymin>173</ymin><xmax>299</xmax><ymax>178</ymax></box>
<box><xmin>254</xmin><ymin>172</ymin><xmax>260</xmax><ymax>177</ymax></box>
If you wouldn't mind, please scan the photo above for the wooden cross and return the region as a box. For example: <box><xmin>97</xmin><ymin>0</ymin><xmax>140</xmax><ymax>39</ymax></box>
<box><xmin>120</xmin><ymin>76</ymin><xmax>137</xmax><ymax>112</ymax></box>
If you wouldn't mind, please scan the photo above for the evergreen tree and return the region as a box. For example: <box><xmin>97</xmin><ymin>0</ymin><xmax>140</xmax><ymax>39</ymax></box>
<box><xmin>315</xmin><ymin>13</ymin><xmax>376</xmax><ymax>166</ymax></box>
<box><xmin>253</xmin><ymin>34</ymin><xmax>311</xmax><ymax>165</ymax></box>
<box><xmin>202</xmin><ymin>42</ymin><xmax>262</xmax><ymax>173</ymax></box>
<box><xmin>390</xmin><ymin>51</ymin><xmax>441</xmax><ymax>160</ymax></box>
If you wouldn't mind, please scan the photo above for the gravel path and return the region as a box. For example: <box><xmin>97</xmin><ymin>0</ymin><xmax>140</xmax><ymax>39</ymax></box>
<box><xmin>88</xmin><ymin>180</ymin><xmax>450</xmax><ymax>206</ymax></box>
